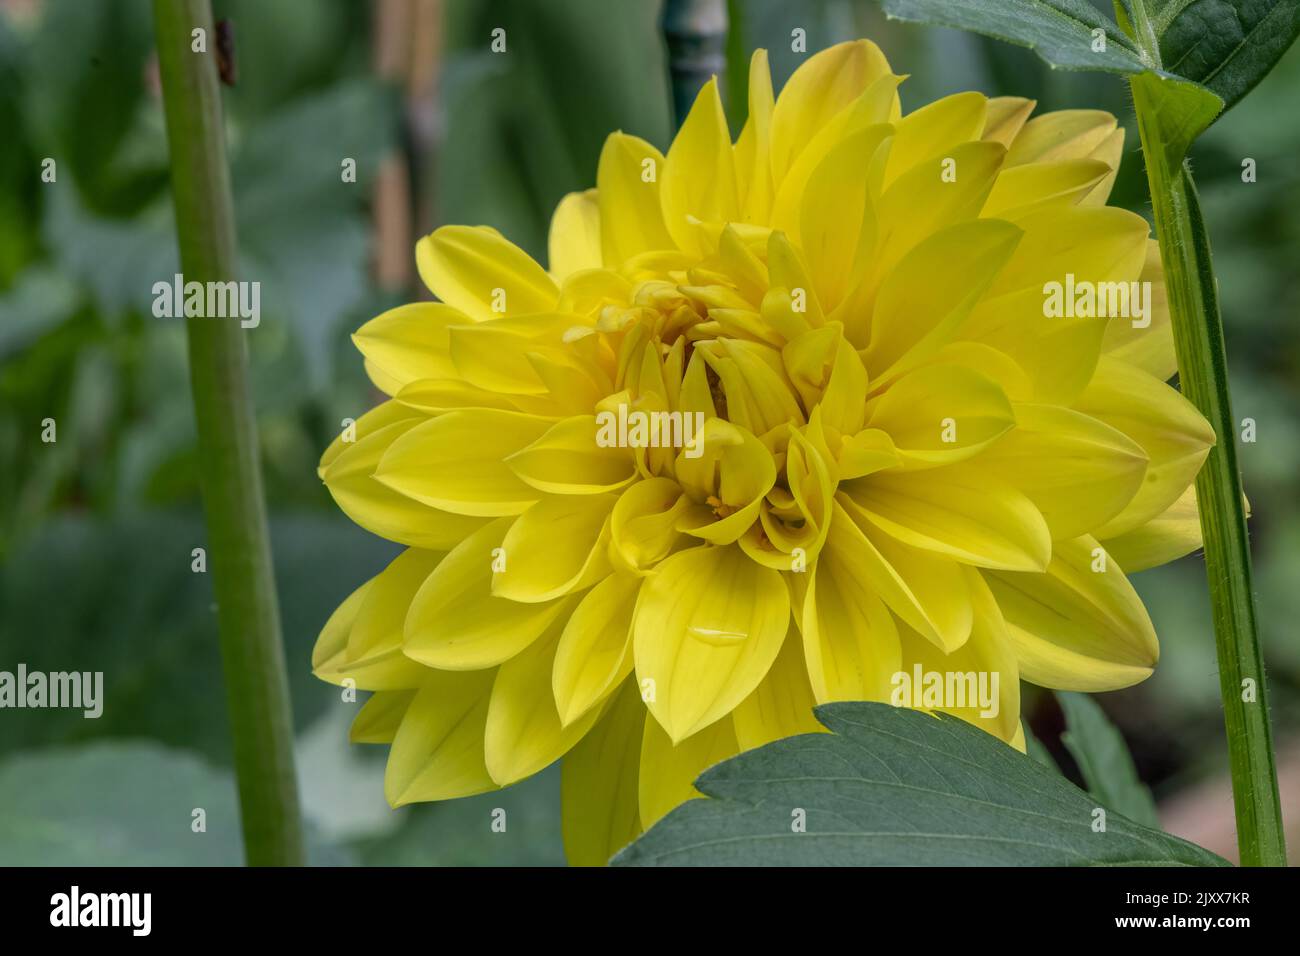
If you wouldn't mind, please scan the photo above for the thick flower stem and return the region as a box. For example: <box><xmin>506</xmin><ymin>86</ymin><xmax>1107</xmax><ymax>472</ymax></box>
<box><xmin>152</xmin><ymin>0</ymin><xmax>304</xmax><ymax>866</ymax></box>
<box><xmin>1128</xmin><ymin>77</ymin><xmax>1286</xmax><ymax>866</ymax></box>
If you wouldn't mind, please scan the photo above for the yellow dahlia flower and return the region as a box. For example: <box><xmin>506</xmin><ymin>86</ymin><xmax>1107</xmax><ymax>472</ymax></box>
<box><xmin>313</xmin><ymin>40</ymin><xmax>1214</xmax><ymax>864</ymax></box>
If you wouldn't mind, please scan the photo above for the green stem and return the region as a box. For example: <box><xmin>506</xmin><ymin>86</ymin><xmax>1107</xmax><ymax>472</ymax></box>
<box><xmin>1126</xmin><ymin>28</ymin><xmax>1286</xmax><ymax>864</ymax></box>
<box><xmin>152</xmin><ymin>0</ymin><xmax>304</xmax><ymax>866</ymax></box>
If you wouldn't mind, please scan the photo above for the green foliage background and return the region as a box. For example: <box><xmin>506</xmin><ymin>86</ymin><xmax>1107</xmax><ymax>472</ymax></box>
<box><xmin>0</xmin><ymin>0</ymin><xmax>1295</xmax><ymax>864</ymax></box>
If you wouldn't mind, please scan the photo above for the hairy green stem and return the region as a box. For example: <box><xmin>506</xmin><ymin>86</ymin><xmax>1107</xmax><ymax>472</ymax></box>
<box><xmin>1126</xmin><ymin>15</ymin><xmax>1286</xmax><ymax>863</ymax></box>
<box><xmin>152</xmin><ymin>0</ymin><xmax>304</xmax><ymax>866</ymax></box>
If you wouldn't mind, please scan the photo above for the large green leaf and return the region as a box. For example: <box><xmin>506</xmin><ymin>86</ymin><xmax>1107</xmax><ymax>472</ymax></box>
<box><xmin>1058</xmin><ymin>692</ymin><xmax>1160</xmax><ymax>828</ymax></box>
<box><xmin>614</xmin><ymin>702</ymin><xmax>1227</xmax><ymax>866</ymax></box>
<box><xmin>1121</xmin><ymin>0</ymin><xmax>1300</xmax><ymax>111</ymax></box>
<box><xmin>880</xmin><ymin>0</ymin><xmax>1149</xmax><ymax>73</ymax></box>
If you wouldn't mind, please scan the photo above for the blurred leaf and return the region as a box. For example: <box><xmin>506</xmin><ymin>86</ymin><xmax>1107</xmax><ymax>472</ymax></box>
<box><xmin>25</xmin><ymin>0</ymin><xmax>167</xmax><ymax>215</ymax></box>
<box><xmin>295</xmin><ymin>707</ymin><xmax>398</xmax><ymax>842</ymax></box>
<box><xmin>0</xmin><ymin>740</ymin><xmax>348</xmax><ymax>864</ymax></box>
<box><xmin>1132</xmin><ymin>561</ymin><xmax>1222</xmax><ymax>717</ymax></box>
<box><xmin>615</xmin><ymin>702</ymin><xmax>1226</xmax><ymax>866</ymax></box>
<box><xmin>0</xmin><ymin>266</ymin><xmax>79</xmax><ymax>359</ymax></box>
<box><xmin>213</xmin><ymin>0</ymin><xmax>364</xmax><ymax>122</ymax></box>
<box><xmin>440</xmin><ymin>0</ymin><xmax>672</xmax><ymax>259</ymax></box>
<box><xmin>351</xmin><ymin>765</ymin><xmax>564</xmax><ymax>866</ymax></box>
<box><xmin>0</xmin><ymin>15</ymin><xmax>38</xmax><ymax>284</ymax></box>
<box><xmin>233</xmin><ymin>79</ymin><xmax>399</xmax><ymax>388</ymax></box>
<box><xmin>0</xmin><ymin>512</ymin><xmax>395</xmax><ymax>763</ymax></box>
<box><xmin>1058</xmin><ymin>691</ymin><xmax>1160</xmax><ymax>828</ymax></box>
<box><xmin>42</xmin><ymin>186</ymin><xmax>176</xmax><ymax>318</ymax></box>
<box><xmin>1023</xmin><ymin>722</ymin><xmax>1061</xmax><ymax>771</ymax></box>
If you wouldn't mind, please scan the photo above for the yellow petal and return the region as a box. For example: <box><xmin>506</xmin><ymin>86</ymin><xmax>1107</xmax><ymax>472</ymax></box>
<box><xmin>638</xmin><ymin>705</ymin><xmax>739</xmax><ymax>828</ymax></box>
<box><xmin>801</xmin><ymin>540</ymin><xmax>902</xmax><ymax>703</ymax></box>
<box><xmin>561</xmin><ymin>679</ymin><xmax>645</xmax><ymax>866</ymax></box>
<box><xmin>404</xmin><ymin>517</ymin><xmax>568</xmax><ymax>669</ymax></box>
<box><xmin>661</xmin><ymin>77</ymin><xmax>739</xmax><ymax>254</ymax></box>
<box><xmin>596</xmin><ymin>133</ymin><xmax>674</xmax><ymax>265</ymax></box>
<box><xmin>548</xmin><ymin>188</ymin><xmax>601</xmax><ymax>280</ymax></box>
<box><xmin>733</xmin><ymin>624</ymin><xmax>826</xmax><ymax>749</ymax></box>
<box><xmin>351</xmin><ymin>689</ymin><xmax>416</xmax><ymax>744</ymax></box>
<box><xmin>323</xmin><ymin>415</ymin><xmax>488</xmax><ymax>549</ymax></box>
<box><xmin>794</xmin><ymin>125</ymin><xmax>887</xmax><ymax>310</ymax></box>
<box><xmin>416</xmin><ymin>225</ymin><xmax>558</xmax><ymax>319</ymax></box>
<box><xmin>774</xmin><ymin>427</ymin><xmax>836</xmax><ymax>563</ymax></box>
<box><xmin>633</xmin><ymin>545</ymin><xmax>790</xmax><ymax>742</ymax></box>
<box><xmin>375</xmin><ymin>409</ymin><xmax>552</xmax><ymax>517</ymax></box>
<box><xmin>863</xmin><ymin>218</ymin><xmax>1022</xmax><ymax>371</ymax></box>
<box><xmin>337</xmin><ymin>548</ymin><xmax>443</xmax><ymax>689</ymax></box>
<box><xmin>835</xmin><ymin>426</ymin><xmax>902</xmax><ymax>480</ymax></box>
<box><xmin>714</xmin><ymin>225</ymin><xmax>770</xmax><ymax>307</ymax></box>
<box><xmin>320</xmin><ymin>398</ymin><xmax>416</xmax><ymax>474</ymax></box>
<box><xmin>916</xmin><ymin>341</ymin><xmax>1035</xmax><ymax>404</ymax></box>
<box><xmin>491</xmin><ymin>494</ymin><xmax>615</xmax><ymax>603</ymax></box>
<box><xmin>675</xmin><ymin>419</ymin><xmax>777</xmax><ymax>544</ymax></box>
<box><xmin>866</xmin><ymin>363</ymin><xmax>1014</xmax><ymax>467</ymax></box>
<box><xmin>736</xmin><ymin>49</ymin><xmax>776</xmax><ymax>224</ymax></box>
<box><xmin>981</xmin><ymin>205</ymin><xmax>1149</xmax><ymax>303</ymax></box>
<box><xmin>352</xmin><ymin>302</ymin><xmax>463</xmax><ymax>395</ymax></box>
<box><xmin>1076</xmin><ymin>358</ymin><xmax>1215</xmax><ymax>539</ymax></box>
<box><xmin>446</xmin><ymin>313</ymin><xmax>575</xmax><ymax>396</ymax></box>
<box><xmin>964</xmin><ymin>205</ymin><xmax>1149</xmax><ymax>403</ymax></box>
<box><xmin>893</xmin><ymin>568</ymin><xmax>1021</xmax><ymax>742</ymax></box>
<box><xmin>873</xmin><ymin>140</ymin><xmax>1007</xmax><ymax>281</ymax></box>
<box><xmin>315</xmin><ymin>634</ymin><xmax>422</xmax><ymax>700</ymax></box>
<box><xmin>1101</xmin><ymin>240</ymin><xmax>1176</xmax><ymax>380</ymax></box>
<box><xmin>782</xmin><ymin>325</ymin><xmax>855</xmax><ymax>427</ymax></box>
<box><xmin>833</xmin><ymin>497</ymin><xmax>973</xmax><ymax>652</ymax></box>
<box><xmin>770</xmin><ymin>39</ymin><xmax>893</xmax><ymax>184</ymax></box>
<box><xmin>843</xmin><ymin>467</ymin><xmax>1052</xmax><ymax>571</ymax></box>
<box><xmin>882</xmin><ymin>90</ymin><xmax>988</xmax><ymax>188</ymax></box>
<box><xmin>982</xmin><ymin>159</ymin><xmax>1112</xmax><ymax>220</ymax></box>
<box><xmin>1006</xmin><ymin>109</ymin><xmax>1119</xmax><ymax>165</ymax></box>
<box><xmin>507</xmin><ymin>415</ymin><xmax>636</xmax><ymax>494</ymax></box>
<box><xmin>766</xmin><ymin>229</ymin><xmax>826</xmax><ymax>327</ymax></box>
<box><xmin>973</xmin><ymin>403</ymin><xmax>1148</xmax><ymax>539</ymax></box>
<box><xmin>312</xmin><ymin>580</ymin><xmax>369</xmax><ymax>679</ymax></box>
<box><xmin>609</xmin><ymin>477</ymin><xmax>689</xmax><ymax>572</ymax></box>
<box><xmin>484</xmin><ymin>623</ymin><xmax>605</xmax><ymax>785</ymax></box>
<box><xmin>982</xmin><ymin>96</ymin><xmax>1036</xmax><ymax>146</ymax></box>
<box><xmin>984</xmin><ymin>535</ymin><xmax>1158</xmax><ymax>691</ymax></box>
<box><xmin>1079</xmin><ymin>126</ymin><xmax>1125</xmax><ymax>204</ymax></box>
<box><xmin>553</xmin><ymin>573</ymin><xmax>640</xmax><ymax>725</ymax></box>
<box><xmin>1100</xmin><ymin>485</ymin><xmax>1203</xmax><ymax>572</ymax></box>
<box><xmin>385</xmin><ymin>668</ymin><xmax>497</xmax><ymax>805</ymax></box>
<box><xmin>698</xmin><ymin>339</ymin><xmax>804</xmax><ymax>436</ymax></box>
<box><xmin>393</xmin><ymin>378</ymin><xmax>537</xmax><ymax>415</ymax></box>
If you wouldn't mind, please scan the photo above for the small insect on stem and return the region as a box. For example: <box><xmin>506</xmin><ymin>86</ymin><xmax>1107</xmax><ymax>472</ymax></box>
<box><xmin>216</xmin><ymin>19</ymin><xmax>237</xmax><ymax>86</ymax></box>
